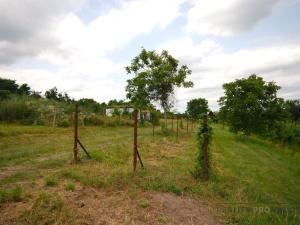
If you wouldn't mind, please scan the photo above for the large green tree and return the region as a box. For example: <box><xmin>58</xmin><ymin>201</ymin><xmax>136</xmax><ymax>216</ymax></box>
<box><xmin>286</xmin><ymin>99</ymin><xmax>300</xmax><ymax>123</ymax></box>
<box><xmin>125</xmin><ymin>48</ymin><xmax>193</xmax><ymax>127</ymax></box>
<box><xmin>186</xmin><ymin>98</ymin><xmax>209</xmax><ymax>120</ymax></box>
<box><xmin>218</xmin><ymin>74</ymin><xmax>288</xmax><ymax>135</ymax></box>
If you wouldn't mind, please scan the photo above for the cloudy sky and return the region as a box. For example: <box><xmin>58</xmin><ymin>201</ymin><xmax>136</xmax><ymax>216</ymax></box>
<box><xmin>1</xmin><ymin>0</ymin><xmax>300</xmax><ymax>111</ymax></box>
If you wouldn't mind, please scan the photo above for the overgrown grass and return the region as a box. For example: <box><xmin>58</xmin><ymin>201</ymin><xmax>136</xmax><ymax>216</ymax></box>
<box><xmin>0</xmin><ymin>186</ymin><xmax>23</xmax><ymax>203</ymax></box>
<box><xmin>19</xmin><ymin>191</ymin><xmax>76</xmax><ymax>225</ymax></box>
<box><xmin>0</xmin><ymin>122</ymin><xmax>299</xmax><ymax>224</ymax></box>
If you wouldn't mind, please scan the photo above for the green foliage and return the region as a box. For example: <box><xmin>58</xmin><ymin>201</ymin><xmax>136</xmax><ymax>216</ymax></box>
<box><xmin>186</xmin><ymin>98</ymin><xmax>209</xmax><ymax>120</ymax></box>
<box><xmin>125</xmin><ymin>48</ymin><xmax>193</xmax><ymax>117</ymax></box>
<box><xmin>0</xmin><ymin>77</ymin><xmax>36</xmax><ymax>97</ymax></box>
<box><xmin>286</xmin><ymin>99</ymin><xmax>300</xmax><ymax>122</ymax></box>
<box><xmin>0</xmin><ymin>96</ymin><xmax>41</xmax><ymax>124</ymax></box>
<box><xmin>45</xmin><ymin>87</ymin><xmax>72</xmax><ymax>102</ymax></box>
<box><xmin>0</xmin><ymin>77</ymin><xmax>19</xmax><ymax>93</ymax></box>
<box><xmin>151</xmin><ymin>110</ymin><xmax>160</xmax><ymax>125</ymax></box>
<box><xmin>192</xmin><ymin>116</ymin><xmax>212</xmax><ymax>180</ymax></box>
<box><xmin>78</xmin><ymin>98</ymin><xmax>104</xmax><ymax>114</ymax></box>
<box><xmin>218</xmin><ymin>74</ymin><xmax>288</xmax><ymax>135</ymax></box>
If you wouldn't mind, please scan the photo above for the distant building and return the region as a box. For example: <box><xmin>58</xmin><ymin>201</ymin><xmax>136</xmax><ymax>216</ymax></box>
<box><xmin>105</xmin><ymin>106</ymin><xmax>151</xmax><ymax>121</ymax></box>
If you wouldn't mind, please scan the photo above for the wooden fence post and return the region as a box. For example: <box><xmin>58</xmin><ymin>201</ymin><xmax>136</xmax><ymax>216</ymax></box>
<box><xmin>176</xmin><ymin>116</ymin><xmax>179</xmax><ymax>141</ymax></box>
<box><xmin>133</xmin><ymin>109</ymin><xmax>138</xmax><ymax>171</ymax></box>
<box><xmin>73</xmin><ymin>103</ymin><xmax>79</xmax><ymax>162</ymax></box>
<box><xmin>186</xmin><ymin>118</ymin><xmax>189</xmax><ymax>134</ymax></box>
<box><xmin>152</xmin><ymin>122</ymin><xmax>155</xmax><ymax>137</ymax></box>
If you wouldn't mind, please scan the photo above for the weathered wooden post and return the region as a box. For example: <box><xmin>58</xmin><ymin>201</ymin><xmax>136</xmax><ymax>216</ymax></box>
<box><xmin>186</xmin><ymin>118</ymin><xmax>189</xmax><ymax>134</ymax></box>
<box><xmin>152</xmin><ymin>122</ymin><xmax>155</xmax><ymax>137</ymax></box>
<box><xmin>171</xmin><ymin>116</ymin><xmax>174</xmax><ymax>131</ymax></box>
<box><xmin>73</xmin><ymin>103</ymin><xmax>79</xmax><ymax>162</ymax></box>
<box><xmin>133</xmin><ymin>109</ymin><xmax>138</xmax><ymax>171</ymax></box>
<box><xmin>176</xmin><ymin>116</ymin><xmax>179</xmax><ymax>141</ymax></box>
<box><xmin>52</xmin><ymin>108</ymin><xmax>57</xmax><ymax>127</ymax></box>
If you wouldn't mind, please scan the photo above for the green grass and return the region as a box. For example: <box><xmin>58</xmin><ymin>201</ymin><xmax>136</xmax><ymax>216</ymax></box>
<box><xmin>0</xmin><ymin>186</ymin><xmax>23</xmax><ymax>203</ymax></box>
<box><xmin>65</xmin><ymin>182</ymin><xmax>75</xmax><ymax>191</ymax></box>
<box><xmin>45</xmin><ymin>177</ymin><xmax>58</xmax><ymax>187</ymax></box>
<box><xmin>0</xmin><ymin>122</ymin><xmax>299</xmax><ymax>224</ymax></box>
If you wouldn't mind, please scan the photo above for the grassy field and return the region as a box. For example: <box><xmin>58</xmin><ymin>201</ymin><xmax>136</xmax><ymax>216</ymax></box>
<box><xmin>0</xmin><ymin>122</ymin><xmax>299</xmax><ymax>225</ymax></box>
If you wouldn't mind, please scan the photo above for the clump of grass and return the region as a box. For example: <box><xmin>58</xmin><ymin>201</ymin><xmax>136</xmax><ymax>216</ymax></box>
<box><xmin>19</xmin><ymin>191</ymin><xmax>76</xmax><ymax>225</ymax></box>
<box><xmin>0</xmin><ymin>186</ymin><xmax>23</xmax><ymax>203</ymax></box>
<box><xmin>138</xmin><ymin>199</ymin><xmax>150</xmax><ymax>208</ymax></box>
<box><xmin>45</xmin><ymin>177</ymin><xmax>57</xmax><ymax>187</ymax></box>
<box><xmin>65</xmin><ymin>182</ymin><xmax>75</xmax><ymax>191</ymax></box>
<box><xmin>165</xmin><ymin>183</ymin><xmax>182</xmax><ymax>196</ymax></box>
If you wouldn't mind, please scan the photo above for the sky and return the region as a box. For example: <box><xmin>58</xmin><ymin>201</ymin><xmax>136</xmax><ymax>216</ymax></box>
<box><xmin>0</xmin><ymin>0</ymin><xmax>300</xmax><ymax>112</ymax></box>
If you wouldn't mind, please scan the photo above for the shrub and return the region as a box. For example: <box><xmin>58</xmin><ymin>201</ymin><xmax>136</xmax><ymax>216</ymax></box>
<box><xmin>0</xmin><ymin>98</ymin><xmax>40</xmax><ymax>124</ymax></box>
<box><xmin>192</xmin><ymin>116</ymin><xmax>212</xmax><ymax>180</ymax></box>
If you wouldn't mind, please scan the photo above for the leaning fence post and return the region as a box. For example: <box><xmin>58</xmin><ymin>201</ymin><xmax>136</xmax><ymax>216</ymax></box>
<box><xmin>133</xmin><ymin>109</ymin><xmax>138</xmax><ymax>171</ymax></box>
<box><xmin>186</xmin><ymin>118</ymin><xmax>189</xmax><ymax>134</ymax></box>
<box><xmin>176</xmin><ymin>116</ymin><xmax>179</xmax><ymax>141</ymax></box>
<box><xmin>73</xmin><ymin>103</ymin><xmax>79</xmax><ymax>162</ymax></box>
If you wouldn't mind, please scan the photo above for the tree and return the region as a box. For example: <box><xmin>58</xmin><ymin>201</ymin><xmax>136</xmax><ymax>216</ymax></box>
<box><xmin>78</xmin><ymin>98</ymin><xmax>101</xmax><ymax>113</ymax></box>
<box><xmin>125</xmin><ymin>48</ymin><xmax>193</xmax><ymax>128</ymax></box>
<box><xmin>31</xmin><ymin>91</ymin><xmax>42</xmax><ymax>99</ymax></box>
<box><xmin>218</xmin><ymin>74</ymin><xmax>288</xmax><ymax>135</ymax></box>
<box><xmin>186</xmin><ymin>98</ymin><xmax>209</xmax><ymax>121</ymax></box>
<box><xmin>17</xmin><ymin>83</ymin><xmax>31</xmax><ymax>95</ymax></box>
<box><xmin>45</xmin><ymin>87</ymin><xmax>72</xmax><ymax>102</ymax></box>
<box><xmin>286</xmin><ymin>99</ymin><xmax>300</xmax><ymax>123</ymax></box>
<box><xmin>0</xmin><ymin>78</ymin><xmax>18</xmax><ymax>93</ymax></box>
<box><xmin>45</xmin><ymin>87</ymin><xmax>59</xmax><ymax>100</ymax></box>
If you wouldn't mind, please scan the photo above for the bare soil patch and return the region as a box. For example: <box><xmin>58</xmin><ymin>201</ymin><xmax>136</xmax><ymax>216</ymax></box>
<box><xmin>0</xmin><ymin>180</ymin><xmax>224</xmax><ymax>225</ymax></box>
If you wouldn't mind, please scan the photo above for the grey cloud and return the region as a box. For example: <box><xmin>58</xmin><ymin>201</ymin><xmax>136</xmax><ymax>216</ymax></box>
<box><xmin>0</xmin><ymin>0</ymin><xmax>83</xmax><ymax>65</ymax></box>
<box><xmin>187</xmin><ymin>0</ymin><xmax>281</xmax><ymax>35</ymax></box>
<box><xmin>217</xmin><ymin>0</ymin><xmax>280</xmax><ymax>33</ymax></box>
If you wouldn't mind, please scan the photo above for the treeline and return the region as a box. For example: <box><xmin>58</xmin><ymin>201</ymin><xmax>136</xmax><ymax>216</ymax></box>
<box><xmin>0</xmin><ymin>77</ymin><xmax>139</xmax><ymax>126</ymax></box>
<box><xmin>218</xmin><ymin>74</ymin><xmax>300</xmax><ymax>148</ymax></box>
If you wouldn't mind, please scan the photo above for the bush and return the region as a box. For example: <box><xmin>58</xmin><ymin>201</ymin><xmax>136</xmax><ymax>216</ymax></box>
<box><xmin>0</xmin><ymin>98</ymin><xmax>40</xmax><ymax>124</ymax></box>
<box><xmin>263</xmin><ymin>122</ymin><xmax>300</xmax><ymax>148</ymax></box>
<box><xmin>57</xmin><ymin>119</ymin><xmax>71</xmax><ymax>127</ymax></box>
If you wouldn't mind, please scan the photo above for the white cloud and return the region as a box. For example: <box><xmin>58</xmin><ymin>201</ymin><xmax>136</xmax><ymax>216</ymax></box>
<box><xmin>158</xmin><ymin>36</ymin><xmax>300</xmax><ymax>110</ymax></box>
<box><xmin>185</xmin><ymin>0</ymin><xmax>281</xmax><ymax>36</ymax></box>
<box><xmin>0</xmin><ymin>0</ymin><xmax>85</xmax><ymax>64</ymax></box>
<box><xmin>0</xmin><ymin>0</ymin><xmax>187</xmax><ymax>103</ymax></box>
